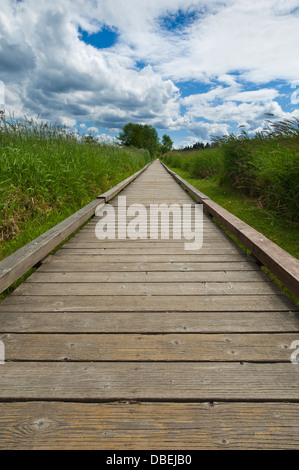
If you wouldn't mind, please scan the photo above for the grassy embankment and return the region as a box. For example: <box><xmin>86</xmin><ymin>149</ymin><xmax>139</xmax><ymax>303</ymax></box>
<box><xmin>161</xmin><ymin>119</ymin><xmax>299</xmax><ymax>303</ymax></box>
<box><xmin>0</xmin><ymin>119</ymin><xmax>150</xmax><ymax>298</ymax></box>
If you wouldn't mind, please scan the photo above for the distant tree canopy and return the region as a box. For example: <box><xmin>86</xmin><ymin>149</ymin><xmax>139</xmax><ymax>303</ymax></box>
<box><xmin>118</xmin><ymin>123</ymin><xmax>173</xmax><ymax>157</ymax></box>
<box><xmin>182</xmin><ymin>142</ymin><xmax>211</xmax><ymax>151</ymax></box>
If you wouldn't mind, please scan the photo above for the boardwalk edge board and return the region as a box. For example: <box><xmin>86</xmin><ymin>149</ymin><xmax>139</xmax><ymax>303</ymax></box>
<box><xmin>0</xmin><ymin>162</ymin><xmax>152</xmax><ymax>294</ymax></box>
<box><xmin>161</xmin><ymin>160</ymin><xmax>299</xmax><ymax>297</ymax></box>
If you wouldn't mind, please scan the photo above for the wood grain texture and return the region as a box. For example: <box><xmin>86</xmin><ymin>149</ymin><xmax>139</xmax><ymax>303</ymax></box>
<box><xmin>24</xmin><ymin>270</ymin><xmax>267</xmax><ymax>283</ymax></box>
<box><xmin>1</xmin><ymin>311</ymin><xmax>298</xmax><ymax>333</ymax></box>
<box><xmin>11</xmin><ymin>281</ymin><xmax>280</xmax><ymax>296</ymax></box>
<box><xmin>0</xmin><ymin>362</ymin><xmax>298</xmax><ymax>401</ymax></box>
<box><xmin>59</xmin><ymin>246</ymin><xmax>243</xmax><ymax>254</ymax></box>
<box><xmin>37</xmin><ymin>260</ymin><xmax>261</xmax><ymax>272</ymax></box>
<box><xmin>1</xmin><ymin>401</ymin><xmax>298</xmax><ymax>450</ymax></box>
<box><xmin>49</xmin><ymin>253</ymin><xmax>250</xmax><ymax>262</ymax></box>
<box><xmin>1</xmin><ymin>294</ymin><xmax>295</xmax><ymax>311</ymax></box>
<box><xmin>1</xmin><ymin>333</ymin><xmax>297</xmax><ymax>361</ymax></box>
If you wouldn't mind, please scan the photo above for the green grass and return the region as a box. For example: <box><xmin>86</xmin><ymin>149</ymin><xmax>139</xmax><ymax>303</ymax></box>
<box><xmin>163</xmin><ymin>147</ymin><xmax>224</xmax><ymax>179</ymax></box>
<box><xmin>0</xmin><ymin>118</ymin><xmax>151</xmax><ymax>261</ymax></box>
<box><xmin>163</xmin><ymin>118</ymin><xmax>299</xmax><ymax>223</ymax></box>
<box><xmin>170</xmin><ymin>168</ymin><xmax>298</xmax><ymax>258</ymax></box>
<box><xmin>0</xmin><ymin>118</ymin><xmax>151</xmax><ymax>301</ymax></box>
<box><xmin>217</xmin><ymin>127</ymin><xmax>299</xmax><ymax>222</ymax></box>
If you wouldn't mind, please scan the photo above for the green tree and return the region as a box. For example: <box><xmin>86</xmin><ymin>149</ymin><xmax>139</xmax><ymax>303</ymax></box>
<box><xmin>160</xmin><ymin>134</ymin><xmax>173</xmax><ymax>154</ymax></box>
<box><xmin>118</xmin><ymin>123</ymin><xmax>160</xmax><ymax>157</ymax></box>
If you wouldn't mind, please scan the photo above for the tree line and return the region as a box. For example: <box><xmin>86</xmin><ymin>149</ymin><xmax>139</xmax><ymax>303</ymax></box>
<box><xmin>118</xmin><ymin>123</ymin><xmax>173</xmax><ymax>157</ymax></box>
<box><xmin>181</xmin><ymin>142</ymin><xmax>212</xmax><ymax>151</ymax></box>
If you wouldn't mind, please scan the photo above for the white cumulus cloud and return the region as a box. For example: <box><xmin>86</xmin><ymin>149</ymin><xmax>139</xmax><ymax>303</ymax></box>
<box><xmin>0</xmin><ymin>0</ymin><xmax>298</xmax><ymax>145</ymax></box>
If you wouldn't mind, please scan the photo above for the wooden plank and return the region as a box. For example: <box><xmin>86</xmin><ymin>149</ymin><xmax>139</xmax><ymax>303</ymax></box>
<box><xmin>36</xmin><ymin>260</ymin><xmax>270</xmax><ymax>272</ymax></box>
<box><xmin>12</xmin><ymin>281</ymin><xmax>281</xmax><ymax>296</ymax></box>
<box><xmin>62</xmin><ymin>241</ymin><xmax>240</xmax><ymax>248</ymax></box>
<box><xmin>1</xmin><ymin>333</ymin><xmax>297</xmax><ymax>362</ymax></box>
<box><xmin>68</xmin><ymin>238</ymin><xmax>236</xmax><ymax>246</ymax></box>
<box><xmin>0</xmin><ymin>362</ymin><xmax>298</xmax><ymax>400</ymax></box>
<box><xmin>75</xmin><ymin>233</ymin><xmax>232</xmax><ymax>241</ymax></box>
<box><xmin>0</xmin><ymin>401</ymin><xmax>298</xmax><ymax>449</ymax></box>
<box><xmin>58</xmin><ymin>247</ymin><xmax>244</xmax><ymax>255</ymax></box>
<box><xmin>0</xmin><ymin>294</ymin><xmax>295</xmax><ymax>312</ymax></box>
<box><xmin>48</xmin><ymin>253</ymin><xmax>251</xmax><ymax>262</ymax></box>
<box><xmin>77</xmin><ymin>228</ymin><xmax>228</xmax><ymax>235</ymax></box>
<box><xmin>24</xmin><ymin>270</ymin><xmax>268</xmax><ymax>283</ymax></box>
<box><xmin>0</xmin><ymin>200</ymin><xmax>104</xmax><ymax>294</ymax></box>
<box><xmin>0</xmin><ymin>311</ymin><xmax>298</xmax><ymax>333</ymax></box>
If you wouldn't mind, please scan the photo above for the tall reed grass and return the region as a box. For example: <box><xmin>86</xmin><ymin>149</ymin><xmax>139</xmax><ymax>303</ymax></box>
<box><xmin>0</xmin><ymin>118</ymin><xmax>150</xmax><ymax>259</ymax></box>
<box><xmin>162</xmin><ymin>118</ymin><xmax>299</xmax><ymax>222</ymax></box>
<box><xmin>217</xmin><ymin>119</ymin><xmax>299</xmax><ymax>222</ymax></box>
<box><xmin>162</xmin><ymin>147</ymin><xmax>223</xmax><ymax>179</ymax></box>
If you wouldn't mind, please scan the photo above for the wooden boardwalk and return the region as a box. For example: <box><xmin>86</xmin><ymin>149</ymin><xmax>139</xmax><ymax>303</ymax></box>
<box><xmin>0</xmin><ymin>160</ymin><xmax>298</xmax><ymax>449</ymax></box>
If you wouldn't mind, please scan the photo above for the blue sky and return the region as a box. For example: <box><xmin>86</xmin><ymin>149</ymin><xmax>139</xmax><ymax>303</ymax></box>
<box><xmin>1</xmin><ymin>0</ymin><xmax>299</xmax><ymax>147</ymax></box>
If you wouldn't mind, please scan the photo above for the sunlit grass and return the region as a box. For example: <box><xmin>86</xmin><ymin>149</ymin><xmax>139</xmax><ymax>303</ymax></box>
<box><xmin>0</xmin><ymin>117</ymin><xmax>150</xmax><ymax>261</ymax></box>
<box><xmin>162</xmin><ymin>118</ymin><xmax>299</xmax><ymax>223</ymax></box>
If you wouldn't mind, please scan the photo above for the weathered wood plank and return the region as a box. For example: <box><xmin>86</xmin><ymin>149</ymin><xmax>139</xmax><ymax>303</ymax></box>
<box><xmin>49</xmin><ymin>253</ymin><xmax>251</xmax><ymax>262</ymax></box>
<box><xmin>58</xmin><ymin>247</ymin><xmax>244</xmax><ymax>255</ymax></box>
<box><xmin>37</xmin><ymin>260</ymin><xmax>260</xmax><ymax>272</ymax></box>
<box><xmin>24</xmin><ymin>270</ymin><xmax>268</xmax><ymax>283</ymax></box>
<box><xmin>75</xmin><ymin>233</ymin><xmax>232</xmax><ymax>241</ymax></box>
<box><xmin>1</xmin><ymin>401</ymin><xmax>298</xmax><ymax>449</ymax></box>
<box><xmin>63</xmin><ymin>239</ymin><xmax>232</xmax><ymax>245</ymax></box>
<box><xmin>0</xmin><ymin>311</ymin><xmax>298</xmax><ymax>333</ymax></box>
<box><xmin>12</xmin><ymin>281</ymin><xmax>280</xmax><ymax>296</ymax></box>
<box><xmin>63</xmin><ymin>239</ymin><xmax>231</xmax><ymax>247</ymax></box>
<box><xmin>0</xmin><ymin>362</ymin><xmax>298</xmax><ymax>400</ymax></box>
<box><xmin>1</xmin><ymin>333</ymin><xmax>297</xmax><ymax>362</ymax></box>
<box><xmin>1</xmin><ymin>294</ymin><xmax>295</xmax><ymax>311</ymax></box>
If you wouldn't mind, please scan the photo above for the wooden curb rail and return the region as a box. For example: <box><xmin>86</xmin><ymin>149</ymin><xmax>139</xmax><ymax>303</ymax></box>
<box><xmin>161</xmin><ymin>161</ymin><xmax>299</xmax><ymax>297</ymax></box>
<box><xmin>0</xmin><ymin>162</ymin><xmax>152</xmax><ymax>294</ymax></box>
